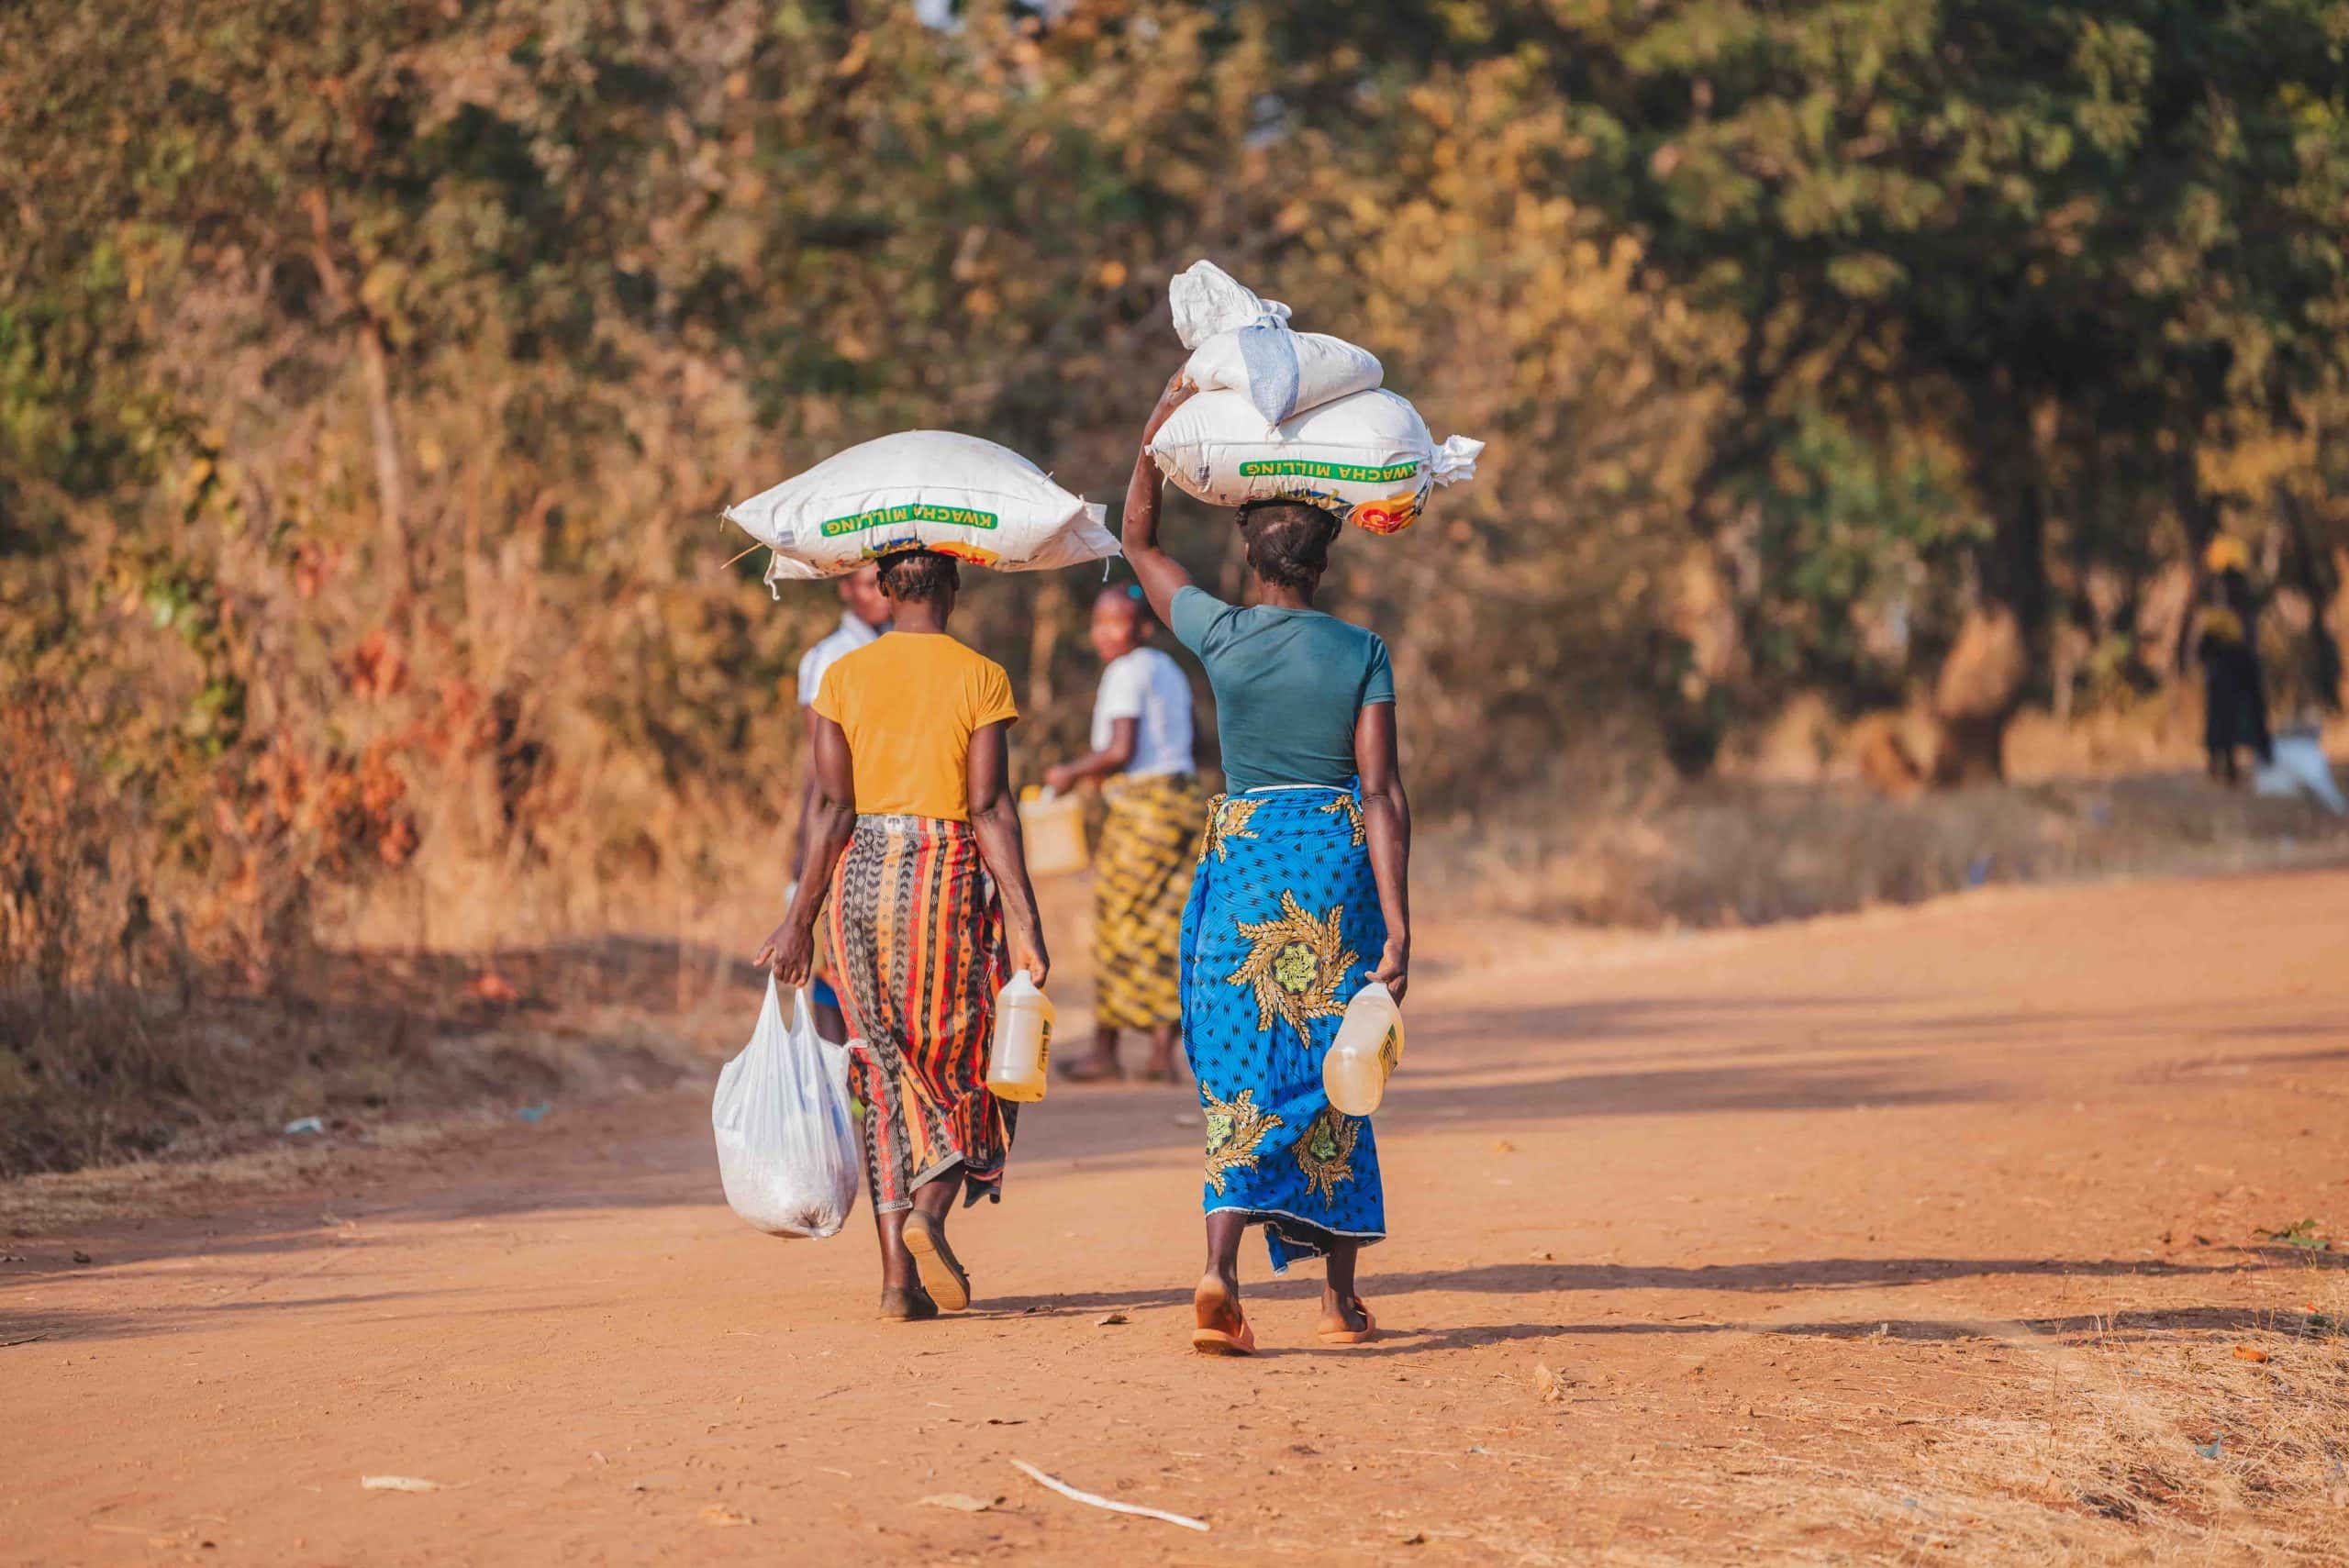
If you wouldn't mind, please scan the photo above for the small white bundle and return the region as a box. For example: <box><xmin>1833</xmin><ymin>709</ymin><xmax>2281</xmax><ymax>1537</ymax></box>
<box><xmin>724</xmin><ymin>430</ymin><xmax>1119</xmax><ymax>584</ymax></box>
<box><xmin>1171</xmin><ymin>260</ymin><xmax>1384</xmax><ymax>427</ymax></box>
<box><xmin>1154</xmin><ymin>261</ymin><xmax>1481</xmax><ymax>534</ymax></box>
<box><xmin>1185</xmin><ymin>326</ymin><xmax>1386</xmax><ymax>429</ymax></box>
<box><xmin>1168</xmin><ymin>258</ymin><xmax>1291</xmax><ymax>348</ymax></box>
<box><xmin>1151</xmin><ymin>387</ymin><xmax>1484</xmax><ymax>535</ymax></box>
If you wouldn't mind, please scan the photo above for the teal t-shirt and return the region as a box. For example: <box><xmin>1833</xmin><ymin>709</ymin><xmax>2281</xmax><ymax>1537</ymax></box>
<box><xmin>1169</xmin><ymin>586</ymin><xmax>1395</xmax><ymax>792</ymax></box>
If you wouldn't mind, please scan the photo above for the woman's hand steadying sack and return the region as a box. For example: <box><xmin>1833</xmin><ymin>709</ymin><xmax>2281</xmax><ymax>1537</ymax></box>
<box><xmin>1141</xmin><ymin>369</ymin><xmax>1196</xmax><ymax>442</ymax></box>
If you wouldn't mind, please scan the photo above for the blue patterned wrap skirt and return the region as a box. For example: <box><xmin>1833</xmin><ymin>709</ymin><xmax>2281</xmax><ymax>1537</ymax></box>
<box><xmin>1180</xmin><ymin>784</ymin><xmax>1387</xmax><ymax>1273</ymax></box>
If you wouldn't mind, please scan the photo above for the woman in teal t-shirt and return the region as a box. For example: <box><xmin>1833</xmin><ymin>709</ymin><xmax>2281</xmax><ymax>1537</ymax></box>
<box><xmin>1121</xmin><ymin>372</ymin><xmax>1412</xmax><ymax>1355</ymax></box>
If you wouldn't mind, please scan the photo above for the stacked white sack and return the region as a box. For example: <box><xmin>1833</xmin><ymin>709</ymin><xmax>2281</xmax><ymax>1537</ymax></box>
<box><xmin>1186</xmin><ymin>327</ymin><xmax>1386</xmax><ymax>428</ymax></box>
<box><xmin>1155</xmin><ymin>260</ymin><xmax>1482</xmax><ymax>534</ymax></box>
<box><xmin>1170</xmin><ymin>260</ymin><xmax>1384</xmax><ymax>426</ymax></box>
<box><xmin>1151</xmin><ymin>387</ymin><xmax>1484</xmax><ymax>536</ymax></box>
<box><xmin>723</xmin><ymin>430</ymin><xmax>1119</xmax><ymax>585</ymax></box>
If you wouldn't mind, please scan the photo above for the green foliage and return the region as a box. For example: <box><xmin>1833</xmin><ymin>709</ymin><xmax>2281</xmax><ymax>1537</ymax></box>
<box><xmin>2257</xmin><ymin>1218</ymin><xmax>2334</xmax><ymax>1252</ymax></box>
<box><xmin>1736</xmin><ymin>410</ymin><xmax>1980</xmax><ymax>705</ymax></box>
<box><xmin>1550</xmin><ymin>0</ymin><xmax>2349</xmax><ymax>626</ymax></box>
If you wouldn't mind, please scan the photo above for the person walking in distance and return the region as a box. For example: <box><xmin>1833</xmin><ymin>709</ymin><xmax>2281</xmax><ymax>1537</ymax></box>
<box><xmin>2195</xmin><ymin>537</ymin><xmax>2274</xmax><ymax>786</ymax></box>
<box><xmin>1045</xmin><ymin>584</ymin><xmax>1204</xmax><ymax>1083</ymax></box>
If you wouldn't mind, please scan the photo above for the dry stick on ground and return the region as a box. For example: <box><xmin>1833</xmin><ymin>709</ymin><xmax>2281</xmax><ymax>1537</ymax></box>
<box><xmin>1010</xmin><ymin>1459</ymin><xmax>1208</xmax><ymax>1531</ymax></box>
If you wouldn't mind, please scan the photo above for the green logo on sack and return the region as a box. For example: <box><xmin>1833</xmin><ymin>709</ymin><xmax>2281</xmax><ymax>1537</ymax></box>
<box><xmin>1235</xmin><ymin>459</ymin><xmax>1422</xmax><ymax>484</ymax></box>
<box><xmin>819</xmin><ymin>502</ymin><xmax>1001</xmax><ymax>539</ymax></box>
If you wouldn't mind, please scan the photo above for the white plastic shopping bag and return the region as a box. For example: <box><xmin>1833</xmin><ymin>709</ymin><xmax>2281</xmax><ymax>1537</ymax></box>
<box><xmin>723</xmin><ymin>430</ymin><xmax>1118</xmax><ymax>586</ymax></box>
<box><xmin>2253</xmin><ymin>728</ymin><xmax>2348</xmax><ymax>815</ymax></box>
<box><xmin>712</xmin><ymin>979</ymin><xmax>862</xmax><ymax>1238</ymax></box>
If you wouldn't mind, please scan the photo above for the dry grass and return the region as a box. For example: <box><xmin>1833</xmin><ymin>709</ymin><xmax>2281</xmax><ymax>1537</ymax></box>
<box><xmin>0</xmin><ymin>1102</ymin><xmax>570</xmax><ymax>1236</ymax></box>
<box><xmin>0</xmin><ymin>937</ymin><xmax>739</xmax><ymax>1181</ymax></box>
<box><xmin>1518</xmin><ymin>1267</ymin><xmax>2349</xmax><ymax>1565</ymax></box>
<box><xmin>1836</xmin><ymin>1283</ymin><xmax>2349</xmax><ymax>1562</ymax></box>
<box><xmin>1451</xmin><ymin>770</ymin><xmax>2349</xmax><ymax>929</ymax></box>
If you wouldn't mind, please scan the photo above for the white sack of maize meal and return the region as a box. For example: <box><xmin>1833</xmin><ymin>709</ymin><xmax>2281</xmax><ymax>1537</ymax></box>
<box><xmin>1148</xmin><ymin>386</ymin><xmax>1485</xmax><ymax>537</ymax></box>
<box><xmin>1184</xmin><ymin>326</ymin><xmax>1386</xmax><ymax>428</ymax></box>
<box><xmin>724</xmin><ymin>430</ymin><xmax>1118</xmax><ymax>584</ymax></box>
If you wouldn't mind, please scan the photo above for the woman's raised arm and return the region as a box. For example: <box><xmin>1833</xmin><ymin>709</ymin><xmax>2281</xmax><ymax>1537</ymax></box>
<box><xmin>1122</xmin><ymin>373</ymin><xmax>1197</xmax><ymax>628</ymax></box>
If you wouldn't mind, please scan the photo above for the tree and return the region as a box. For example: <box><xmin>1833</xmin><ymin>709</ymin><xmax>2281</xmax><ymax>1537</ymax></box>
<box><xmin>1527</xmin><ymin>0</ymin><xmax>2349</xmax><ymax>777</ymax></box>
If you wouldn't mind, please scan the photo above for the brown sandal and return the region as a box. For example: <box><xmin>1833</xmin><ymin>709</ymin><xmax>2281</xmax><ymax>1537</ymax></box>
<box><xmin>1190</xmin><ymin>1275</ymin><xmax>1256</xmax><ymax>1356</ymax></box>
<box><xmin>1058</xmin><ymin>1055</ymin><xmax>1124</xmax><ymax>1083</ymax></box>
<box><xmin>901</xmin><ymin>1211</ymin><xmax>971</xmax><ymax>1312</ymax></box>
<box><xmin>1316</xmin><ymin>1299</ymin><xmax>1376</xmax><ymax>1345</ymax></box>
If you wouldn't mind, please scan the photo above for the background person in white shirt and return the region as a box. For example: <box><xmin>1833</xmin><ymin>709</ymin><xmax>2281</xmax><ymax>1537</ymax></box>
<box><xmin>1045</xmin><ymin>584</ymin><xmax>1205</xmax><ymax>1083</ymax></box>
<box><xmin>790</xmin><ymin>562</ymin><xmax>890</xmax><ymax>1043</ymax></box>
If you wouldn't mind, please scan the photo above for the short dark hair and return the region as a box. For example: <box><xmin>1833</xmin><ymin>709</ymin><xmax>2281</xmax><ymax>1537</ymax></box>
<box><xmin>875</xmin><ymin>549</ymin><xmax>960</xmax><ymax>604</ymax></box>
<box><xmin>1096</xmin><ymin>581</ymin><xmax>1156</xmax><ymax>634</ymax></box>
<box><xmin>1238</xmin><ymin>500</ymin><xmax>1339</xmax><ymax>592</ymax></box>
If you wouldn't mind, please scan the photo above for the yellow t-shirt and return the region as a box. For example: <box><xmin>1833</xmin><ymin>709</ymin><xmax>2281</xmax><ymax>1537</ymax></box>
<box><xmin>813</xmin><ymin>633</ymin><xmax>1019</xmax><ymax>822</ymax></box>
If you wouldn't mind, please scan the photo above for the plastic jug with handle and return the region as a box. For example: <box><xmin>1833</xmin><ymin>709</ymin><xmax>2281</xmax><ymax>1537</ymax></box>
<box><xmin>1019</xmin><ymin>785</ymin><xmax>1089</xmax><ymax>877</ymax></box>
<box><xmin>984</xmin><ymin>970</ymin><xmax>1055</xmax><ymax>1103</ymax></box>
<box><xmin>1322</xmin><ymin>982</ymin><xmax>1402</xmax><ymax>1117</ymax></box>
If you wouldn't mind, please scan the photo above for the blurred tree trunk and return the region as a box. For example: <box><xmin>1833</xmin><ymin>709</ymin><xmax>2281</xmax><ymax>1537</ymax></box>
<box><xmin>1928</xmin><ymin>605</ymin><xmax>2031</xmax><ymax>784</ymax></box>
<box><xmin>304</xmin><ymin>187</ymin><xmax>413</xmax><ymax>603</ymax></box>
<box><xmin>1929</xmin><ymin>395</ymin><xmax>2052</xmax><ymax>784</ymax></box>
<box><xmin>2275</xmin><ymin>484</ymin><xmax>2344</xmax><ymax>714</ymax></box>
<box><xmin>2167</xmin><ymin>440</ymin><xmax>2222</xmax><ymax>677</ymax></box>
<box><xmin>1025</xmin><ymin>577</ymin><xmax>1067</xmax><ymax>717</ymax></box>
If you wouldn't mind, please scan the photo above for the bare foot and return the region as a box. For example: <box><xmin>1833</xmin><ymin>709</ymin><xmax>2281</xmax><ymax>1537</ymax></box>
<box><xmin>877</xmin><ymin>1284</ymin><xmax>939</xmax><ymax>1322</ymax></box>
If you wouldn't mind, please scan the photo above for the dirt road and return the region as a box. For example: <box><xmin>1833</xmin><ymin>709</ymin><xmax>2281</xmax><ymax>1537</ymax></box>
<box><xmin>8</xmin><ymin>870</ymin><xmax>2349</xmax><ymax>1563</ymax></box>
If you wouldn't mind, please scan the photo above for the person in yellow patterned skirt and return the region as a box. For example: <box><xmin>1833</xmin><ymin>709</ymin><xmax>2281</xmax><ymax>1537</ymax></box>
<box><xmin>1045</xmin><ymin>584</ymin><xmax>1205</xmax><ymax>1083</ymax></box>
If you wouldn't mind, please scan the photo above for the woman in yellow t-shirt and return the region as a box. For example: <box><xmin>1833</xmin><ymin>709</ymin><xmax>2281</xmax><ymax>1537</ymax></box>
<box><xmin>759</xmin><ymin>549</ymin><xmax>1051</xmax><ymax>1322</ymax></box>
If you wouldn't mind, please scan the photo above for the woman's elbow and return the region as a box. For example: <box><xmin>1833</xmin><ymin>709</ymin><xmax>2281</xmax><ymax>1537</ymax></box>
<box><xmin>969</xmin><ymin>786</ymin><xmax>1016</xmax><ymax>825</ymax></box>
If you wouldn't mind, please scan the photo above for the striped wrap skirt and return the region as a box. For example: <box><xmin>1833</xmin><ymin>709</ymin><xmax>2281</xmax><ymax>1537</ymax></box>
<box><xmin>824</xmin><ymin>813</ymin><xmax>1012</xmax><ymax>1212</ymax></box>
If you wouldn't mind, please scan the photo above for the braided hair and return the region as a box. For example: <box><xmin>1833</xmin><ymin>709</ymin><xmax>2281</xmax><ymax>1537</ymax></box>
<box><xmin>1236</xmin><ymin>500</ymin><xmax>1339</xmax><ymax>592</ymax></box>
<box><xmin>874</xmin><ymin>549</ymin><xmax>960</xmax><ymax>604</ymax></box>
